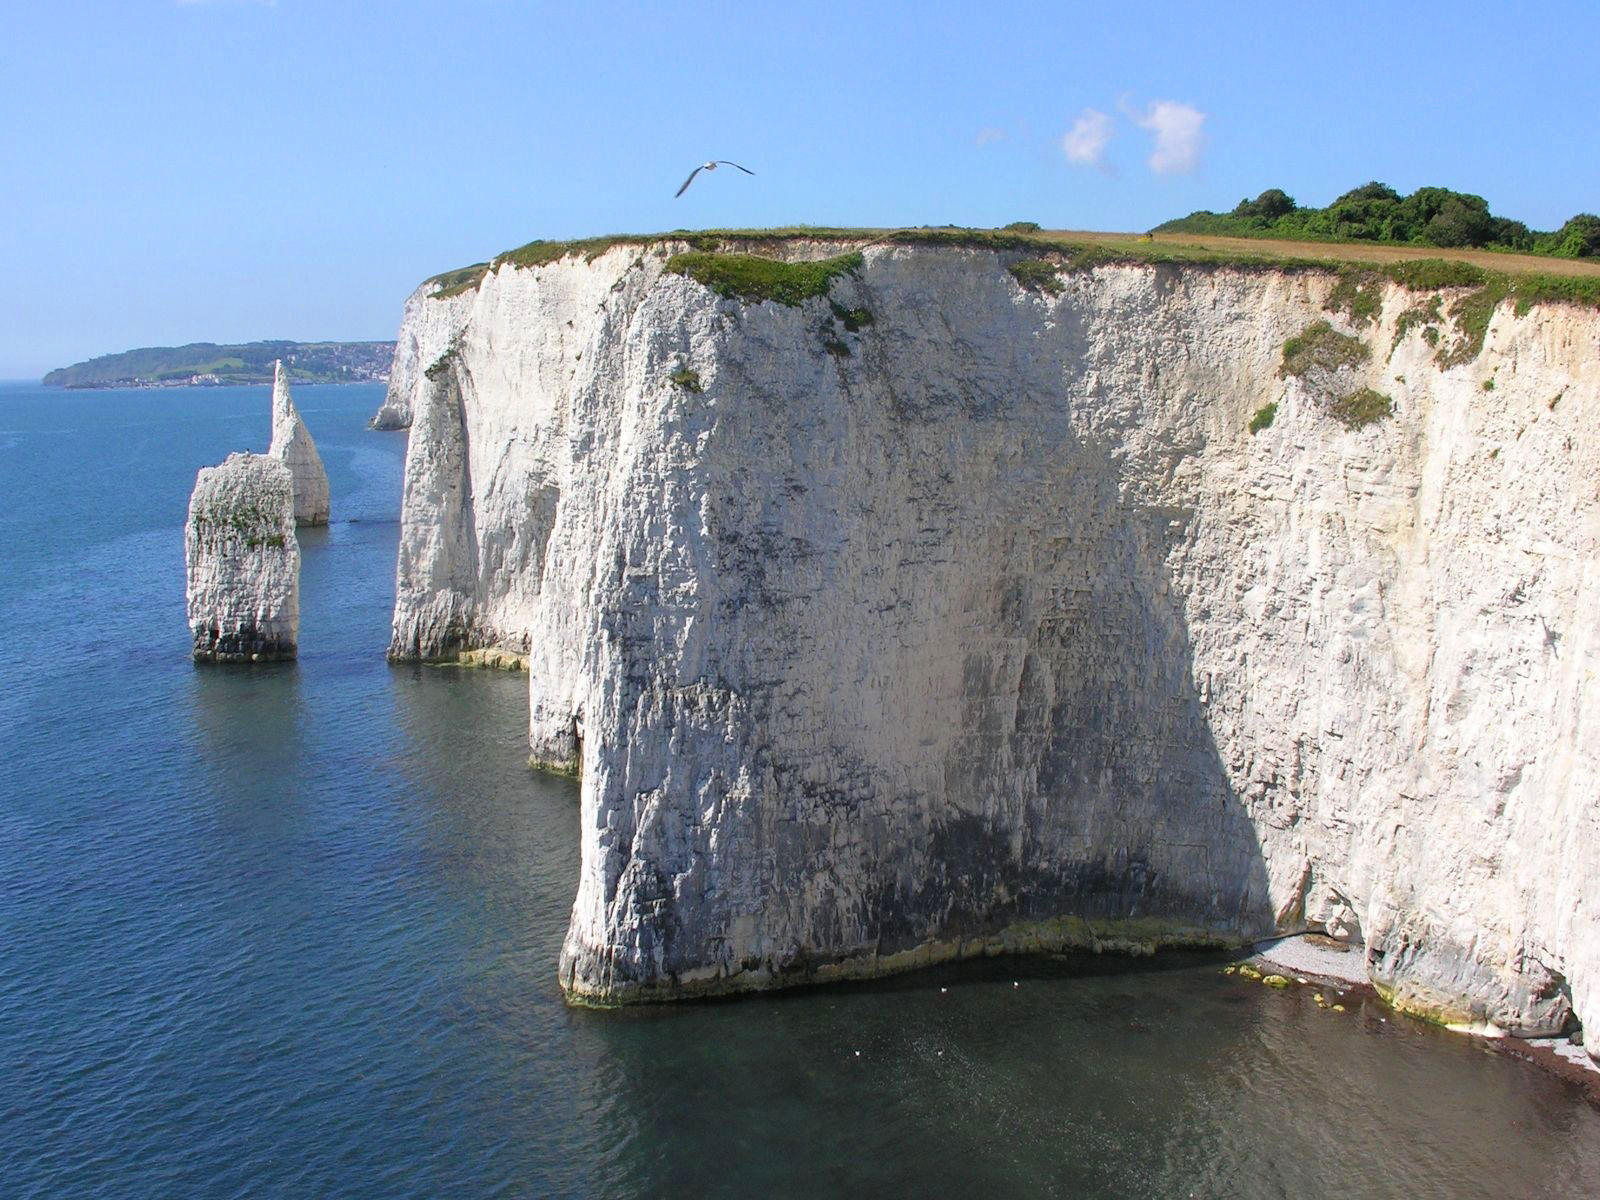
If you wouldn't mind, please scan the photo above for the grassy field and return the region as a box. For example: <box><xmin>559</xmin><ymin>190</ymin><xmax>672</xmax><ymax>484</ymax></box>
<box><xmin>1045</xmin><ymin>230</ymin><xmax>1600</xmax><ymax>279</ymax></box>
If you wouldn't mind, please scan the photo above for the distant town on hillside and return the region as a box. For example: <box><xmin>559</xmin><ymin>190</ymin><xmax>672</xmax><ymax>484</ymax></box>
<box><xmin>43</xmin><ymin>340</ymin><xmax>395</xmax><ymax>388</ymax></box>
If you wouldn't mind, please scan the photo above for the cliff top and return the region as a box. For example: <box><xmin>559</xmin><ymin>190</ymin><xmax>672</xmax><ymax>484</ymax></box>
<box><xmin>1156</xmin><ymin>182</ymin><xmax>1599</xmax><ymax>260</ymax></box>
<box><xmin>423</xmin><ymin>226</ymin><xmax>1600</xmax><ymax>311</ymax></box>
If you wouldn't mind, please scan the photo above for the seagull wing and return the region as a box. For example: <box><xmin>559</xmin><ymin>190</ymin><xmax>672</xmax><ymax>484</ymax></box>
<box><xmin>674</xmin><ymin>166</ymin><xmax>705</xmax><ymax>197</ymax></box>
<box><xmin>715</xmin><ymin>160</ymin><xmax>756</xmax><ymax>175</ymax></box>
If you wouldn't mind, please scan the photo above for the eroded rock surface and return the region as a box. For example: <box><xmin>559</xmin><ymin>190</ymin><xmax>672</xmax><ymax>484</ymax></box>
<box><xmin>386</xmin><ymin>241</ymin><xmax>1599</xmax><ymax>1050</ymax></box>
<box><xmin>268</xmin><ymin>360</ymin><xmax>330</xmax><ymax>526</ymax></box>
<box><xmin>186</xmin><ymin>452</ymin><xmax>299</xmax><ymax>662</ymax></box>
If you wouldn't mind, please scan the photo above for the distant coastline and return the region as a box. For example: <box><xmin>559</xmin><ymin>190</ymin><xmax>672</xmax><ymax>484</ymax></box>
<box><xmin>45</xmin><ymin>376</ymin><xmax>391</xmax><ymax>390</ymax></box>
<box><xmin>43</xmin><ymin>339</ymin><xmax>394</xmax><ymax>389</ymax></box>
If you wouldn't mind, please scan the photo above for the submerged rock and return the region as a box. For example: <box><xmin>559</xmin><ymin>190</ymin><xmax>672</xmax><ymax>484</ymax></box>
<box><xmin>185</xmin><ymin>452</ymin><xmax>299</xmax><ymax>663</ymax></box>
<box><xmin>268</xmin><ymin>360</ymin><xmax>330</xmax><ymax>526</ymax></box>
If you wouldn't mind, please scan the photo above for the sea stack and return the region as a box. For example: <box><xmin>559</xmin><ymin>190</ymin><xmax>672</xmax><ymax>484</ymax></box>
<box><xmin>268</xmin><ymin>359</ymin><xmax>331</xmax><ymax>526</ymax></box>
<box><xmin>185</xmin><ymin>452</ymin><xmax>299</xmax><ymax>662</ymax></box>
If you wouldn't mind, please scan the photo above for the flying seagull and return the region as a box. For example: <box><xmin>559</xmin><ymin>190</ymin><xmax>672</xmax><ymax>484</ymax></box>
<box><xmin>675</xmin><ymin>160</ymin><xmax>755</xmax><ymax>197</ymax></box>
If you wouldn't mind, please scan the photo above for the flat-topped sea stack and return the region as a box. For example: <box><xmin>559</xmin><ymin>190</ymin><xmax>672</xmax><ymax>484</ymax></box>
<box><xmin>185</xmin><ymin>452</ymin><xmax>299</xmax><ymax>663</ymax></box>
<box><xmin>382</xmin><ymin>230</ymin><xmax>1599</xmax><ymax>1050</ymax></box>
<box><xmin>268</xmin><ymin>359</ymin><xmax>330</xmax><ymax>526</ymax></box>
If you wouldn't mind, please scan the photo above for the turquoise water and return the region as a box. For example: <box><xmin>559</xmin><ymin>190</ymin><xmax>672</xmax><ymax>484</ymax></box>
<box><xmin>1</xmin><ymin>381</ymin><xmax>1597</xmax><ymax>1199</ymax></box>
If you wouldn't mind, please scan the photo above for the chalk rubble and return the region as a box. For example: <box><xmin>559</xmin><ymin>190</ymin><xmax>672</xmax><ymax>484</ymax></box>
<box><xmin>185</xmin><ymin>451</ymin><xmax>299</xmax><ymax>662</ymax></box>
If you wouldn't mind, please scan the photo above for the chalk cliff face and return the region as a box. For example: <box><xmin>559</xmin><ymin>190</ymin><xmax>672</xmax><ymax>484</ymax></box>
<box><xmin>371</xmin><ymin>284</ymin><xmax>475</xmax><ymax>432</ymax></box>
<box><xmin>186</xmin><ymin>451</ymin><xmax>299</xmax><ymax>662</ymax></box>
<box><xmin>385</xmin><ymin>241</ymin><xmax>1599</xmax><ymax>1050</ymax></box>
<box><xmin>269</xmin><ymin>360</ymin><xmax>330</xmax><ymax>526</ymax></box>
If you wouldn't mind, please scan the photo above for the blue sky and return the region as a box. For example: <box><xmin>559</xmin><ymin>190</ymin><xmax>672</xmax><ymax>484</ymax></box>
<box><xmin>3</xmin><ymin>0</ymin><xmax>1596</xmax><ymax>377</ymax></box>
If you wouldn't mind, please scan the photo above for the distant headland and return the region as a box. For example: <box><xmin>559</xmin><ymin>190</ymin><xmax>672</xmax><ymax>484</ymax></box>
<box><xmin>42</xmin><ymin>340</ymin><xmax>394</xmax><ymax>389</ymax></box>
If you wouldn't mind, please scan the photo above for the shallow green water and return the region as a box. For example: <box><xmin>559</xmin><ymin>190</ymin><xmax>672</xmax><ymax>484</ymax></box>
<box><xmin>1</xmin><ymin>381</ymin><xmax>1596</xmax><ymax>1198</ymax></box>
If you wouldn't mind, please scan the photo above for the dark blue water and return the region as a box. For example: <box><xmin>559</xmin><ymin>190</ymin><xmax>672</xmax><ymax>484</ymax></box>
<box><xmin>2</xmin><ymin>381</ymin><xmax>1597</xmax><ymax>1199</ymax></box>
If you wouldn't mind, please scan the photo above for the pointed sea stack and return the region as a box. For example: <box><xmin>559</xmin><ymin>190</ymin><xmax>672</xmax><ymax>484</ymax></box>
<box><xmin>268</xmin><ymin>359</ymin><xmax>331</xmax><ymax>526</ymax></box>
<box><xmin>185</xmin><ymin>452</ymin><xmax>299</xmax><ymax>662</ymax></box>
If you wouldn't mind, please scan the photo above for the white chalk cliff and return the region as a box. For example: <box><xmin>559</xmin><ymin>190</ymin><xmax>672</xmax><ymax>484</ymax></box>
<box><xmin>186</xmin><ymin>451</ymin><xmax>299</xmax><ymax>662</ymax></box>
<box><xmin>269</xmin><ymin>360</ymin><xmax>330</xmax><ymax>526</ymax></box>
<box><xmin>382</xmin><ymin>238</ymin><xmax>1598</xmax><ymax>1052</ymax></box>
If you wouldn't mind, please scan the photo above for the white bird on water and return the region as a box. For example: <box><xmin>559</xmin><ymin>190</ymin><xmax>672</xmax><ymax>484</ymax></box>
<box><xmin>675</xmin><ymin>160</ymin><xmax>755</xmax><ymax>197</ymax></box>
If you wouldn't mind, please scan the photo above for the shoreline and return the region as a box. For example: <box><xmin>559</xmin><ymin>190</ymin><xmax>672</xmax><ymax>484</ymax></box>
<box><xmin>36</xmin><ymin>378</ymin><xmax>389</xmax><ymax>390</ymax></box>
<box><xmin>1243</xmin><ymin>934</ymin><xmax>1598</xmax><ymax>1105</ymax></box>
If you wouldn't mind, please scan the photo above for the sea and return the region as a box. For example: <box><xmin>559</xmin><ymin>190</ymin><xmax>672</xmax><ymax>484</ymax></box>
<box><xmin>1</xmin><ymin>380</ymin><xmax>1596</xmax><ymax>1199</ymax></box>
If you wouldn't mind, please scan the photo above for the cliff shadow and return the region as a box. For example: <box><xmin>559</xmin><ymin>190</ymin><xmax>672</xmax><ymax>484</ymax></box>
<box><xmin>894</xmin><ymin>459</ymin><xmax>1281</xmax><ymax>951</ymax></box>
<box><xmin>810</xmin><ymin>324</ymin><xmax>1282</xmax><ymax>964</ymax></box>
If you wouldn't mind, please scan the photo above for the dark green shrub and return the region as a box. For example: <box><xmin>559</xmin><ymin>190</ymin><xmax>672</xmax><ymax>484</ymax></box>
<box><xmin>669</xmin><ymin>368</ymin><xmax>703</xmax><ymax>392</ymax></box>
<box><xmin>1234</xmin><ymin>188</ymin><xmax>1297</xmax><ymax>222</ymax></box>
<box><xmin>1490</xmin><ymin>218</ymin><xmax>1535</xmax><ymax>251</ymax></box>
<box><xmin>1404</xmin><ymin>188</ymin><xmax>1495</xmax><ymax>248</ymax></box>
<box><xmin>1547</xmin><ymin>214</ymin><xmax>1600</xmax><ymax>258</ymax></box>
<box><xmin>1156</xmin><ymin>181</ymin><xmax>1591</xmax><ymax>260</ymax></box>
<box><xmin>1249</xmin><ymin>402</ymin><xmax>1278</xmax><ymax>433</ymax></box>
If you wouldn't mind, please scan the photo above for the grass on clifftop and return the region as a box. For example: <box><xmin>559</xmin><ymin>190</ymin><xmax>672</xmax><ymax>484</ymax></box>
<box><xmin>665</xmin><ymin>251</ymin><xmax>864</xmax><ymax>305</ymax></box>
<box><xmin>1009</xmin><ymin>259</ymin><xmax>1065</xmax><ymax>294</ymax></box>
<box><xmin>1325</xmin><ymin>269</ymin><xmax>1384</xmax><ymax>324</ymax></box>
<box><xmin>427</xmin><ymin>263</ymin><xmax>491</xmax><ymax>299</ymax></box>
<box><xmin>421</xmin><ymin>226</ymin><xmax>1600</xmax><ymax>353</ymax></box>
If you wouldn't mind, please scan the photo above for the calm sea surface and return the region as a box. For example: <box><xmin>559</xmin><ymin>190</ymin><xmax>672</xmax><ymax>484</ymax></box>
<box><xmin>1</xmin><ymin>380</ymin><xmax>1596</xmax><ymax>1199</ymax></box>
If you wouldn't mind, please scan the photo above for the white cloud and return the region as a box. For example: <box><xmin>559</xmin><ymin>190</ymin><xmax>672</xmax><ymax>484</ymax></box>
<box><xmin>976</xmin><ymin>127</ymin><xmax>1008</xmax><ymax>147</ymax></box>
<box><xmin>1060</xmin><ymin>108</ymin><xmax>1113</xmax><ymax>169</ymax></box>
<box><xmin>1128</xmin><ymin>100</ymin><xmax>1207</xmax><ymax>175</ymax></box>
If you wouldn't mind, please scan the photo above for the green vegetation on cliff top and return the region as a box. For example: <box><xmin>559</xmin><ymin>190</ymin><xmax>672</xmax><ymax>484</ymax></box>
<box><xmin>1158</xmin><ymin>181</ymin><xmax>1600</xmax><ymax>259</ymax></box>
<box><xmin>424</xmin><ymin>221</ymin><xmax>1600</xmax><ymax>320</ymax></box>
